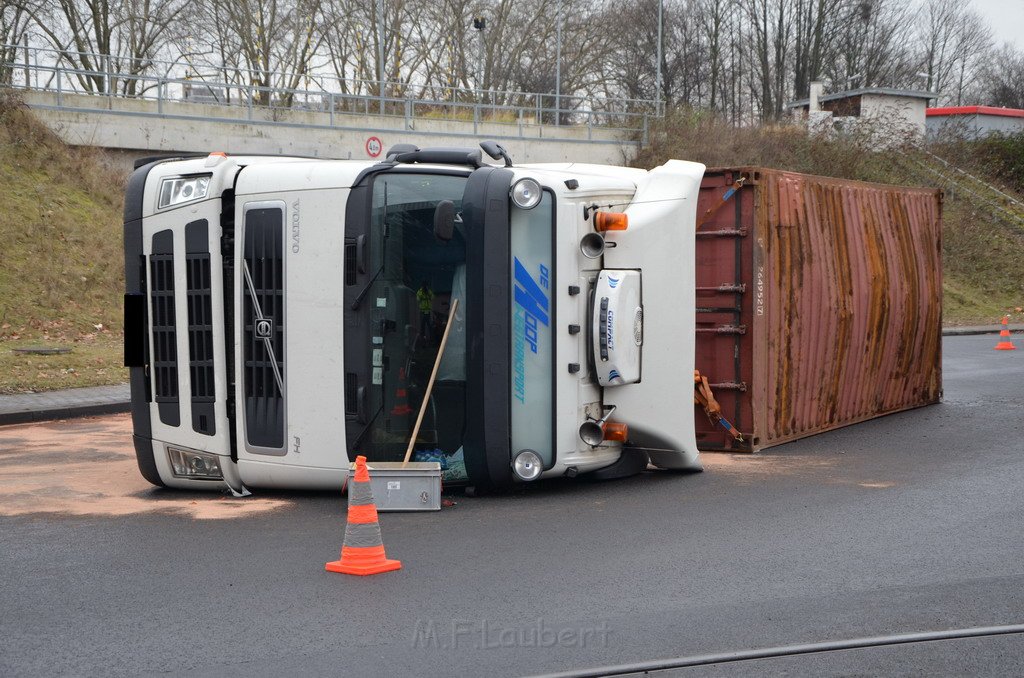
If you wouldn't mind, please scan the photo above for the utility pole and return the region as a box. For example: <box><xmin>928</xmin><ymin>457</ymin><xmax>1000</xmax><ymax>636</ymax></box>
<box><xmin>377</xmin><ymin>0</ymin><xmax>385</xmax><ymax>114</ymax></box>
<box><xmin>655</xmin><ymin>0</ymin><xmax>663</xmax><ymax>115</ymax></box>
<box><xmin>473</xmin><ymin>16</ymin><xmax>486</xmax><ymax>121</ymax></box>
<box><xmin>555</xmin><ymin>0</ymin><xmax>562</xmax><ymax>125</ymax></box>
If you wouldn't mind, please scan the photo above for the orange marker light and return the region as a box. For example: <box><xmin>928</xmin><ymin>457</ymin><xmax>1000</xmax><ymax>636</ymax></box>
<box><xmin>594</xmin><ymin>212</ymin><xmax>628</xmax><ymax>231</ymax></box>
<box><xmin>205</xmin><ymin>151</ymin><xmax>228</xmax><ymax>168</ymax></box>
<box><xmin>604</xmin><ymin>422</ymin><xmax>629</xmax><ymax>442</ymax></box>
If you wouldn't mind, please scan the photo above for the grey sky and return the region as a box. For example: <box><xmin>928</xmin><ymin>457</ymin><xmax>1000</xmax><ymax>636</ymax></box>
<box><xmin>972</xmin><ymin>0</ymin><xmax>1024</xmax><ymax>48</ymax></box>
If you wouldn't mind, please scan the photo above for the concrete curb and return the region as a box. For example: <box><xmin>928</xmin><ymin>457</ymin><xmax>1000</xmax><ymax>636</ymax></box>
<box><xmin>942</xmin><ymin>325</ymin><xmax>1024</xmax><ymax>336</ymax></box>
<box><xmin>0</xmin><ymin>401</ymin><xmax>130</xmax><ymax>427</ymax></box>
<box><xmin>0</xmin><ymin>384</ymin><xmax>131</xmax><ymax>427</ymax></box>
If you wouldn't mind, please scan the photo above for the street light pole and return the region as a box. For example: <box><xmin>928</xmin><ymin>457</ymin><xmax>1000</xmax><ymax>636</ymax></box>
<box><xmin>377</xmin><ymin>0</ymin><xmax>385</xmax><ymax>115</ymax></box>
<box><xmin>473</xmin><ymin>16</ymin><xmax>486</xmax><ymax>123</ymax></box>
<box><xmin>655</xmin><ymin>0</ymin><xmax>663</xmax><ymax>115</ymax></box>
<box><xmin>555</xmin><ymin>0</ymin><xmax>562</xmax><ymax>126</ymax></box>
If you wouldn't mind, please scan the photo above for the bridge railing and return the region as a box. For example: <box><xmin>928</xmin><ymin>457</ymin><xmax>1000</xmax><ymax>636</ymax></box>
<box><xmin>1</xmin><ymin>43</ymin><xmax>659</xmax><ymax>137</ymax></box>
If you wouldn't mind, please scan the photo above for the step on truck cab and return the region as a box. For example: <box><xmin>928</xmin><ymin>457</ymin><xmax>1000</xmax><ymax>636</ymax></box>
<box><xmin>123</xmin><ymin>143</ymin><xmax>705</xmax><ymax>493</ymax></box>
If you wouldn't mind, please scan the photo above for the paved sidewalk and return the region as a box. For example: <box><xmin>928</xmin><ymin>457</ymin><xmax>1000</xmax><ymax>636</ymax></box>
<box><xmin>0</xmin><ymin>384</ymin><xmax>130</xmax><ymax>426</ymax></box>
<box><xmin>0</xmin><ymin>325</ymin><xmax>1020</xmax><ymax>426</ymax></box>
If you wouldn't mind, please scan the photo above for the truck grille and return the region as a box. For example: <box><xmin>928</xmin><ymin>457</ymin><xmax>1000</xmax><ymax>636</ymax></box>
<box><xmin>150</xmin><ymin>229</ymin><xmax>179</xmax><ymax>426</ymax></box>
<box><xmin>186</xmin><ymin>220</ymin><xmax>216</xmax><ymax>436</ymax></box>
<box><xmin>242</xmin><ymin>206</ymin><xmax>285</xmax><ymax>451</ymax></box>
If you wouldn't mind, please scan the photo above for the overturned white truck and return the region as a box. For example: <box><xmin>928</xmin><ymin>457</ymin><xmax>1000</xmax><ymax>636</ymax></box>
<box><xmin>123</xmin><ymin>143</ymin><xmax>704</xmax><ymax>493</ymax></box>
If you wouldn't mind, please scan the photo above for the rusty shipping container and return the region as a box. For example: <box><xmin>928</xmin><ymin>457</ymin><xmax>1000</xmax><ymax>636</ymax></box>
<box><xmin>694</xmin><ymin>168</ymin><xmax>943</xmax><ymax>452</ymax></box>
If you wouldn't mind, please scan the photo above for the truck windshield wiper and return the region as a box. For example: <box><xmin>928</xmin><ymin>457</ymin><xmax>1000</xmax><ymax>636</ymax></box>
<box><xmin>350</xmin><ymin>264</ymin><xmax>384</xmax><ymax>310</ymax></box>
<box><xmin>351</xmin><ymin>403</ymin><xmax>384</xmax><ymax>449</ymax></box>
<box><xmin>350</xmin><ymin>181</ymin><xmax>389</xmax><ymax>311</ymax></box>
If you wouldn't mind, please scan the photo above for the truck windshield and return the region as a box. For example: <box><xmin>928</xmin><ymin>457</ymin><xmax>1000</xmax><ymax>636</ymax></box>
<box><xmin>357</xmin><ymin>173</ymin><xmax>469</xmax><ymax>478</ymax></box>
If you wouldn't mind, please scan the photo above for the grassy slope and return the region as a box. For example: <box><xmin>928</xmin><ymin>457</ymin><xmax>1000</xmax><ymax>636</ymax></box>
<box><xmin>632</xmin><ymin>110</ymin><xmax>1024</xmax><ymax>325</ymax></box>
<box><xmin>0</xmin><ymin>95</ymin><xmax>127</xmax><ymax>393</ymax></box>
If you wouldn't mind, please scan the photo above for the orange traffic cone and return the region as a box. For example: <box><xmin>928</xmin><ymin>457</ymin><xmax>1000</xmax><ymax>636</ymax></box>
<box><xmin>995</xmin><ymin>316</ymin><xmax>1017</xmax><ymax>351</ymax></box>
<box><xmin>326</xmin><ymin>455</ymin><xmax>402</xmax><ymax>576</ymax></box>
<box><xmin>390</xmin><ymin>367</ymin><xmax>413</xmax><ymax>416</ymax></box>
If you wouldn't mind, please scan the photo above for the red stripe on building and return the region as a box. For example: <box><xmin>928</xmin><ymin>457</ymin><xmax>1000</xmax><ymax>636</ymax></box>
<box><xmin>926</xmin><ymin>106</ymin><xmax>1024</xmax><ymax>118</ymax></box>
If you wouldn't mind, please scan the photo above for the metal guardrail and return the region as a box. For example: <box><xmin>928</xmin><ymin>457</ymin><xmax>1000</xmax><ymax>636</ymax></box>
<box><xmin>0</xmin><ymin>43</ymin><xmax>659</xmax><ymax>138</ymax></box>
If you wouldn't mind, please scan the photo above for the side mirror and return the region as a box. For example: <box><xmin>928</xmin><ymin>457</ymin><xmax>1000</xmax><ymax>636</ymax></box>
<box><xmin>433</xmin><ymin>200</ymin><xmax>455</xmax><ymax>242</ymax></box>
<box><xmin>480</xmin><ymin>140</ymin><xmax>513</xmax><ymax>167</ymax></box>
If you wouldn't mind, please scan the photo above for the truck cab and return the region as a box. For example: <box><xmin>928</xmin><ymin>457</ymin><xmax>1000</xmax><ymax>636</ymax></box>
<box><xmin>123</xmin><ymin>144</ymin><xmax>705</xmax><ymax>493</ymax></box>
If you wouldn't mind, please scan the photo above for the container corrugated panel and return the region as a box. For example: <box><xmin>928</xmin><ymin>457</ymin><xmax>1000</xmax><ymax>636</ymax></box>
<box><xmin>694</xmin><ymin>168</ymin><xmax>942</xmax><ymax>452</ymax></box>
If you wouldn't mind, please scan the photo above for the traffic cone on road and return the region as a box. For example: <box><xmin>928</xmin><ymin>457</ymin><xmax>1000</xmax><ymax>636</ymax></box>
<box><xmin>326</xmin><ymin>456</ymin><xmax>402</xmax><ymax>576</ymax></box>
<box><xmin>995</xmin><ymin>316</ymin><xmax>1017</xmax><ymax>351</ymax></box>
<box><xmin>390</xmin><ymin>367</ymin><xmax>413</xmax><ymax>416</ymax></box>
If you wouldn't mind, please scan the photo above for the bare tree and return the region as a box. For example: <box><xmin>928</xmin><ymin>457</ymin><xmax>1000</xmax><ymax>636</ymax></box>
<box><xmin>791</xmin><ymin>0</ymin><xmax>844</xmax><ymax>98</ymax></box>
<box><xmin>199</xmin><ymin>0</ymin><xmax>328</xmax><ymax>104</ymax></box>
<box><xmin>744</xmin><ymin>0</ymin><xmax>793</xmax><ymax>120</ymax></box>
<box><xmin>20</xmin><ymin>0</ymin><xmax>116</xmax><ymax>92</ymax></box>
<box><xmin>115</xmin><ymin>0</ymin><xmax>190</xmax><ymax>95</ymax></box>
<box><xmin>916</xmin><ymin>0</ymin><xmax>992</xmax><ymax>105</ymax></box>
<box><xmin>17</xmin><ymin>0</ymin><xmax>188</xmax><ymax>94</ymax></box>
<box><xmin>697</xmin><ymin>0</ymin><xmax>731</xmax><ymax>110</ymax></box>
<box><xmin>320</xmin><ymin>0</ymin><xmax>373</xmax><ymax>93</ymax></box>
<box><xmin>321</xmin><ymin>0</ymin><xmax>449</xmax><ymax>100</ymax></box>
<box><xmin>828</xmin><ymin>0</ymin><xmax>917</xmax><ymax>91</ymax></box>
<box><xmin>1</xmin><ymin>0</ymin><xmax>31</xmax><ymax>86</ymax></box>
<box><xmin>597</xmin><ymin>0</ymin><xmax>710</xmax><ymax>110</ymax></box>
<box><xmin>978</xmin><ymin>43</ymin><xmax>1024</xmax><ymax>109</ymax></box>
<box><xmin>411</xmin><ymin>0</ymin><xmax>477</xmax><ymax>95</ymax></box>
<box><xmin>596</xmin><ymin>0</ymin><xmax>660</xmax><ymax>102</ymax></box>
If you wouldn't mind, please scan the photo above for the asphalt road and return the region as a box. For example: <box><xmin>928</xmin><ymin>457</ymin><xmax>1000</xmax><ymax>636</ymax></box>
<box><xmin>1</xmin><ymin>335</ymin><xmax>1022</xmax><ymax>677</ymax></box>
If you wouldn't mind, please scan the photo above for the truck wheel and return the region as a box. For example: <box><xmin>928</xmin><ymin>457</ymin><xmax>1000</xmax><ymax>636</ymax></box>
<box><xmin>585</xmin><ymin>448</ymin><xmax>650</xmax><ymax>481</ymax></box>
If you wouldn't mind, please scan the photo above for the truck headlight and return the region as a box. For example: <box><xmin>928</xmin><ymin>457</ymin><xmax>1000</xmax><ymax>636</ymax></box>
<box><xmin>167</xmin><ymin>446</ymin><xmax>224</xmax><ymax>480</ymax></box>
<box><xmin>510</xmin><ymin>178</ymin><xmax>542</xmax><ymax>209</ymax></box>
<box><xmin>512</xmin><ymin>449</ymin><xmax>543</xmax><ymax>481</ymax></box>
<box><xmin>158</xmin><ymin>174</ymin><xmax>212</xmax><ymax>209</ymax></box>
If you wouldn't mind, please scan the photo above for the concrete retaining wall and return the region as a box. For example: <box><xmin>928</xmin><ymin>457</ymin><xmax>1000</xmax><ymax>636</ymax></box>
<box><xmin>22</xmin><ymin>91</ymin><xmax>639</xmax><ymax>166</ymax></box>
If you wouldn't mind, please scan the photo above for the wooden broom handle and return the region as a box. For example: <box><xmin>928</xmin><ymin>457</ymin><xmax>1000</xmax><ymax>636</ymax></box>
<box><xmin>403</xmin><ymin>298</ymin><xmax>459</xmax><ymax>465</ymax></box>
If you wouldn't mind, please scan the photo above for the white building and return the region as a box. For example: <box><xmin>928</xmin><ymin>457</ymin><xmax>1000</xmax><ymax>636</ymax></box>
<box><xmin>926</xmin><ymin>106</ymin><xmax>1024</xmax><ymax>138</ymax></box>
<box><xmin>787</xmin><ymin>82</ymin><xmax>937</xmax><ymax>145</ymax></box>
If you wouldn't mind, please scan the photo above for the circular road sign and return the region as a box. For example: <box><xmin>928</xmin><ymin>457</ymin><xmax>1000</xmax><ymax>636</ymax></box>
<box><xmin>365</xmin><ymin>136</ymin><xmax>383</xmax><ymax>158</ymax></box>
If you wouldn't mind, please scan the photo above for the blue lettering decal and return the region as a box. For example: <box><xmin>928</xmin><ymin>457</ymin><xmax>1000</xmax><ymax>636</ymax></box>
<box><xmin>514</xmin><ymin>259</ymin><xmax>550</xmax><ymax>325</ymax></box>
<box><xmin>513</xmin><ymin>257</ymin><xmax>551</xmax><ymax>356</ymax></box>
<box><xmin>513</xmin><ymin>311</ymin><xmax>527</xmax><ymax>403</ymax></box>
<box><xmin>514</xmin><ymin>287</ymin><xmax>549</xmax><ymax>336</ymax></box>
